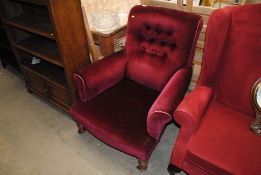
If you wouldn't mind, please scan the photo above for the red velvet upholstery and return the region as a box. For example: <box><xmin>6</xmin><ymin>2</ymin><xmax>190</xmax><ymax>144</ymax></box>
<box><xmin>70</xmin><ymin>5</ymin><xmax>202</xmax><ymax>165</ymax></box>
<box><xmin>71</xmin><ymin>79</ymin><xmax>159</xmax><ymax>160</ymax></box>
<box><xmin>169</xmin><ymin>4</ymin><xmax>261</xmax><ymax>175</ymax></box>
<box><xmin>126</xmin><ymin>6</ymin><xmax>202</xmax><ymax>91</ymax></box>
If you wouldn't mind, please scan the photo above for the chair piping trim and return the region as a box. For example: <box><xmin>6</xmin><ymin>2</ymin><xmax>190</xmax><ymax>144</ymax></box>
<box><xmin>152</xmin><ymin>110</ymin><xmax>172</xmax><ymax>119</ymax></box>
<box><xmin>189</xmin><ymin>18</ymin><xmax>203</xmax><ymax>65</ymax></box>
<box><xmin>142</xmin><ymin>136</ymin><xmax>151</xmax><ymax>147</ymax></box>
<box><xmin>73</xmin><ymin>73</ymin><xmax>87</xmax><ymax>102</ymax></box>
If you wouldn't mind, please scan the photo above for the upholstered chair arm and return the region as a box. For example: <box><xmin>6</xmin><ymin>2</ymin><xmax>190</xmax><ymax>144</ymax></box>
<box><xmin>147</xmin><ymin>67</ymin><xmax>192</xmax><ymax>140</ymax></box>
<box><xmin>73</xmin><ymin>50</ymin><xmax>127</xmax><ymax>102</ymax></box>
<box><xmin>174</xmin><ymin>86</ymin><xmax>213</xmax><ymax>131</ymax></box>
<box><xmin>171</xmin><ymin>86</ymin><xmax>213</xmax><ymax>167</ymax></box>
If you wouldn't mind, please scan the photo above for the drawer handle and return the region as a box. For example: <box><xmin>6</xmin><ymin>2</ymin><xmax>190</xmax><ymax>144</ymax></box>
<box><xmin>48</xmin><ymin>87</ymin><xmax>53</xmax><ymax>97</ymax></box>
<box><xmin>44</xmin><ymin>88</ymin><xmax>52</xmax><ymax>97</ymax></box>
<box><xmin>44</xmin><ymin>88</ymin><xmax>48</xmax><ymax>93</ymax></box>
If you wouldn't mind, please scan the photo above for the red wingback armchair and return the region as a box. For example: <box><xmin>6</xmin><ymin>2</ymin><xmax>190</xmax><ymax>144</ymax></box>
<box><xmin>168</xmin><ymin>4</ymin><xmax>261</xmax><ymax>175</ymax></box>
<box><xmin>70</xmin><ymin>5</ymin><xmax>202</xmax><ymax>170</ymax></box>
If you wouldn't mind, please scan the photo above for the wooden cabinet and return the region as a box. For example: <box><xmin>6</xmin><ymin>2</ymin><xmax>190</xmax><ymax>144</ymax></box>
<box><xmin>0</xmin><ymin>0</ymin><xmax>90</xmax><ymax>112</ymax></box>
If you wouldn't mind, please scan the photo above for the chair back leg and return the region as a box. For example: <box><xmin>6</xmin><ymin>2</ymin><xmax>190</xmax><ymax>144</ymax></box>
<box><xmin>137</xmin><ymin>160</ymin><xmax>148</xmax><ymax>171</ymax></box>
<box><xmin>167</xmin><ymin>164</ymin><xmax>181</xmax><ymax>175</ymax></box>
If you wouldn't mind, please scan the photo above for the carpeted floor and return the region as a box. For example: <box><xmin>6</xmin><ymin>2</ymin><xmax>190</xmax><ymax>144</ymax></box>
<box><xmin>0</xmin><ymin>65</ymin><xmax>186</xmax><ymax>175</ymax></box>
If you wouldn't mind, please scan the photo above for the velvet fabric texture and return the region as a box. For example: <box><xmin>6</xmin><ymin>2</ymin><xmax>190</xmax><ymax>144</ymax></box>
<box><xmin>169</xmin><ymin>4</ymin><xmax>261</xmax><ymax>175</ymax></box>
<box><xmin>70</xmin><ymin>5</ymin><xmax>202</xmax><ymax>162</ymax></box>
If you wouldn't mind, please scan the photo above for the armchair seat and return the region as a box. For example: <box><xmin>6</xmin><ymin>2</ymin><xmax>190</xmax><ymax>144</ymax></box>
<box><xmin>71</xmin><ymin>79</ymin><xmax>159</xmax><ymax>160</ymax></box>
<box><xmin>186</xmin><ymin>102</ymin><xmax>261</xmax><ymax>175</ymax></box>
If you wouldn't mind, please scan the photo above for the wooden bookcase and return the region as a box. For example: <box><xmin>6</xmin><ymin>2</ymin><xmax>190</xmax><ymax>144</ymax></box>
<box><xmin>0</xmin><ymin>12</ymin><xmax>19</xmax><ymax>71</ymax></box>
<box><xmin>0</xmin><ymin>0</ymin><xmax>90</xmax><ymax>112</ymax></box>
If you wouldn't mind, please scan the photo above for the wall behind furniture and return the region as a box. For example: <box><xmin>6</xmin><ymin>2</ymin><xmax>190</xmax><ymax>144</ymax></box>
<box><xmin>247</xmin><ymin>0</ymin><xmax>261</xmax><ymax>3</ymax></box>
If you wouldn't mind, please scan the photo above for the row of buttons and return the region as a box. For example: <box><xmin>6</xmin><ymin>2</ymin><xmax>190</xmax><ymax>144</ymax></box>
<box><xmin>139</xmin><ymin>47</ymin><xmax>168</xmax><ymax>58</ymax></box>
<box><xmin>144</xmin><ymin>24</ymin><xmax>174</xmax><ymax>36</ymax></box>
<box><xmin>139</xmin><ymin>34</ymin><xmax>177</xmax><ymax>49</ymax></box>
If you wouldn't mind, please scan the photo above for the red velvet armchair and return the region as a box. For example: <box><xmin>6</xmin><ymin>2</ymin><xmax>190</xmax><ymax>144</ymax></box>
<box><xmin>168</xmin><ymin>4</ymin><xmax>261</xmax><ymax>175</ymax></box>
<box><xmin>70</xmin><ymin>5</ymin><xmax>202</xmax><ymax>170</ymax></box>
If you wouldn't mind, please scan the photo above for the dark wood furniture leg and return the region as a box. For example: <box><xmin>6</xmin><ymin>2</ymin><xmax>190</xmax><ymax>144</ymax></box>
<box><xmin>136</xmin><ymin>160</ymin><xmax>148</xmax><ymax>171</ymax></box>
<box><xmin>77</xmin><ymin>123</ymin><xmax>86</xmax><ymax>134</ymax></box>
<box><xmin>1</xmin><ymin>59</ymin><xmax>7</xmax><ymax>68</ymax></box>
<box><xmin>99</xmin><ymin>35</ymin><xmax>114</xmax><ymax>57</ymax></box>
<box><xmin>168</xmin><ymin>164</ymin><xmax>181</xmax><ymax>175</ymax></box>
<box><xmin>26</xmin><ymin>88</ymin><xmax>33</xmax><ymax>94</ymax></box>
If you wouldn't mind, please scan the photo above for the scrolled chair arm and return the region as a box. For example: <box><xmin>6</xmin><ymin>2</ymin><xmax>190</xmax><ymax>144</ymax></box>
<box><xmin>73</xmin><ymin>50</ymin><xmax>127</xmax><ymax>102</ymax></box>
<box><xmin>147</xmin><ymin>67</ymin><xmax>193</xmax><ymax>140</ymax></box>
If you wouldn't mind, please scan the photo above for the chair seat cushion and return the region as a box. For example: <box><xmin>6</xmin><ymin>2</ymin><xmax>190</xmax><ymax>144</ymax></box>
<box><xmin>186</xmin><ymin>101</ymin><xmax>261</xmax><ymax>175</ymax></box>
<box><xmin>70</xmin><ymin>78</ymin><xmax>159</xmax><ymax>160</ymax></box>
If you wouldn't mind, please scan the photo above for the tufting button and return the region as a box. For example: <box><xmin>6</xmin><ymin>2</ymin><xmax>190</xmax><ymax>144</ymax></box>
<box><xmin>163</xmin><ymin>52</ymin><xmax>168</xmax><ymax>58</ymax></box>
<box><xmin>160</xmin><ymin>40</ymin><xmax>166</xmax><ymax>46</ymax></box>
<box><xmin>139</xmin><ymin>34</ymin><xmax>145</xmax><ymax>41</ymax></box>
<box><xmin>166</xmin><ymin>28</ymin><xmax>174</xmax><ymax>36</ymax></box>
<box><xmin>171</xmin><ymin>42</ymin><xmax>177</xmax><ymax>49</ymax></box>
<box><xmin>148</xmin><ymin>37</ymin><xmax>155</xmax><ymax>43</ymax></box>
<box><xmin>145</xmin><ymin>24</ymin><xmax>151</xmax><ymax>30</ymax></box>
<box><xmin>152</xmin><ymin>50</ymin><xmax>156</xmax><ymax>56</ymax></box>
<box><xmin>140</xmin><ymin>47</ymin><xmax>145</xmax><ymax>53</ymax></box>
<box><xmin>156</xmin><ymin>27</ymin><xmax>163</xmax><ymax>34</ymax></box>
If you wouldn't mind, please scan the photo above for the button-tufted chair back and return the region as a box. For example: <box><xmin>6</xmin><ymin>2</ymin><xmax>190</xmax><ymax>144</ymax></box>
<box><xmin>125</xmin><ymin>5</ymin><xmax>202</xmax><ymax>91</ymax></box>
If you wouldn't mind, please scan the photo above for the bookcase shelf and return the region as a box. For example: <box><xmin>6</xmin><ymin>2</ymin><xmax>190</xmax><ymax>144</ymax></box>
<box><xmin>21</xmin><ymin>59</ymin><xmax>67</xmax><ymax>88</ymax></box>
<box><xmin>15</xmin><ymin>36</ymin><xmax>62</xmax><ymax>67</ymax></box>
<box><xmin>5</xmin><ymin>14</ymin><xmax>55</xmax><ymax>40</ymax></box>
<box><xmin>13</xmin><ymin>0</ymin><xmax>47</xmax><ymax>6</ymax></box>
<box><xmin>0</xmin><ymin>0</ymin><xmax>90</xmax><ymax>112</ymax></box>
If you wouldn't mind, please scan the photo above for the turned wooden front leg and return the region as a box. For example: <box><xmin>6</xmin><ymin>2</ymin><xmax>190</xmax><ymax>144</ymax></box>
<box><xmin>99</xmin><ymin>35</ymin><xmax>114</xmax><ymax>57</ymax></box>
<box><xmin>137</xmin><ymin>160</ymin><xmax>148</xmax><ymax>171</ymax></box>
<box><xmin>77</xmin><ymin>123</ymin><xmax>86</xmax><ymax>134</ymax></box>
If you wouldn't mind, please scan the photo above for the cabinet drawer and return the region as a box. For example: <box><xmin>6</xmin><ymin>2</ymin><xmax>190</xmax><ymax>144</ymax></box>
<box><xmin>23</xmin><ymin>68</ymin><xmax>48</xmax><ymax>95</ymax></box>
<box><xmin>48</xmin><ymin>81</ymin><xmax>71</xmax><ymax>107</ymax></box>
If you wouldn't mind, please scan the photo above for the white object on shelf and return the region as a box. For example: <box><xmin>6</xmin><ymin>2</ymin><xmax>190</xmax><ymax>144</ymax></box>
<box><xmin>31</xmin><ymin>57</ymin><xmax>41</xmax><ymax>65</ymax></box>
<box><xmin>89</xmin><ymin>10</ymin><xmax>120</xmax><ymax>33</ymax></box>
<box><xmin>81</xmin><ymin>0</ymin><xmax>140</xmax><ymax>34</ymax></box>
